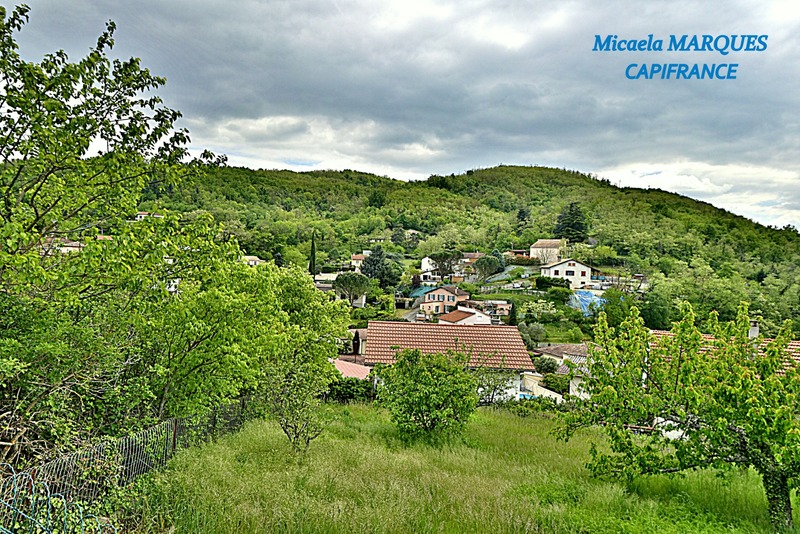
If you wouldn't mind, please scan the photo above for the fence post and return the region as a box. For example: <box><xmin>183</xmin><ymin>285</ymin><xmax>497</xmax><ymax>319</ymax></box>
<box><xmin>172</xmin><ymin>419</ymin><xmax>178</xmax><ymax>456</ymax></box>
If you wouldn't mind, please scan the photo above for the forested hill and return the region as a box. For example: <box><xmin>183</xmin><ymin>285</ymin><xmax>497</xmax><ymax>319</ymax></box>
<box><xmin>143</xmin><ymin>165</ymin><xmax>800</xmax><ymax>335</ymax></box>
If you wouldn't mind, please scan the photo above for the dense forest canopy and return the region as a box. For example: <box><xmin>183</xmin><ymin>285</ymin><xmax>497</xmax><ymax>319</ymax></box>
<box><xmin>142</xmin><ymin>165</ymin><xmax>800</xmax><ymax>336</ymax></box>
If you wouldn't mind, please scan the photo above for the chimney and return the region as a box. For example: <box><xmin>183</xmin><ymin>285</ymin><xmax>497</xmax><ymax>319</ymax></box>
<box><xmin>748</xmin><ymin>320</ymin><xmax>759</xmax><ymax>339</ymax></box>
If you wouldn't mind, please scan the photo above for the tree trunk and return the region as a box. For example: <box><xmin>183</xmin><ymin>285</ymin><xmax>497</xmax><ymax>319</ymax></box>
<box><xmin>762</xmin><ymin>471</ymin><xmax>793</xmax><ymax>531</ymax></box>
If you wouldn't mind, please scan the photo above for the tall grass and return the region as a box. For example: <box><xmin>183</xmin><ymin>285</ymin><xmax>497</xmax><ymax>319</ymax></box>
<box><xmin>132</xmin><ymin>405</ymin><xmax>797</xmax><ymax>533</ymax></box>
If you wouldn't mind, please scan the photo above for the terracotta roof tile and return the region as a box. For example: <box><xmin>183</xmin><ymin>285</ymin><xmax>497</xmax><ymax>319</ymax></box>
<box><xmin>650</xmin><ymin>330</ymin><xmax>800</xmax><ymax>375</ymax></box>
<box><xmin>330</xmin><ymin>358</ymin><xmax>372</xmax><ymax>380</ymax></box>
<box><xmin>364</xmin><ymin>321</ymin><xmax>533</xmax><ymax>369</ymax></box>
<box><xmin>438</xmin><ymin>310</ymin><xmax>474</xmax><ymax>323</ymax></box>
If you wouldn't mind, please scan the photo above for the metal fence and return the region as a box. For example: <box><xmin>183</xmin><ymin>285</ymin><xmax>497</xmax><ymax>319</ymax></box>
<box><xmin>1</xmin><ymin>397</ymin><xmax>256</xmax><ymax>532</ymax></box>
<box><xmin>0</xmin><ymin>463</ymin><xmax>117</xmax><ymax>534</ymax></box>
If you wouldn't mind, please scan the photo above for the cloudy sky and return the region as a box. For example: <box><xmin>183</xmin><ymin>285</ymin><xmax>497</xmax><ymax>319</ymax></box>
<box><xmin>15</xmin><ymin>0</ymin><xmax>800</xmax><ymax>227</ymax></box>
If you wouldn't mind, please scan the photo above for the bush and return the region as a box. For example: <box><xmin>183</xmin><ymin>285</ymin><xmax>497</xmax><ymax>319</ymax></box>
<box><xmin>533</xmin><ymin>356</ymin><xmax>559</xmax><ymax>375</ymax></box>
<box><xmin>499</xmin><ymin>396</ymin><xmax>559</xmax><ymax>416</ymax></box>
<box><xmin>327</xmin><ymin>376</ymin><xmax>373</xmax><ymax>403</ymax></box>
<box><xmin>541</xmin><ymin>373</ymin><xmax>569</xmax><ymax>395</ymax></box>
<box><xmin>535</xmin><ymin>276</ymin><xmax>570</xmax><ymax>290</ymax></box>
<box><xmin>546</xmin><ymin>286</ymin><xmax>573</xmax><ymax>305</ymax></box>
<box><xmin>376</xmin><ymin>349</ymin><xmax>478</xmax><ymax>441</ymax></box>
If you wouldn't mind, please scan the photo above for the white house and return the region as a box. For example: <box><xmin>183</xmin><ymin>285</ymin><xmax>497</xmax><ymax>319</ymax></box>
<box><xmin>539</xmin><ymin>258</ymin><xmax>591</xmax><ymax>289</ymax></box>
<box><xmin>351</xmin><ymin>250</ymin><xmax>371</xmax><ymax>272</ymax></box>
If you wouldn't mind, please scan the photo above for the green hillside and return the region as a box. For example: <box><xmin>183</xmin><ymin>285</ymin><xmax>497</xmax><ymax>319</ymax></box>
<box><xmin>143</xmin><ymin>165</ymin><xmax>800</xmax><ymax>335</ymax></box>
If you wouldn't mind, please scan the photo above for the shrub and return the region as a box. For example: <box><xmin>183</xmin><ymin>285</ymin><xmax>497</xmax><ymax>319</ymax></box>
<box><xmin>533</xmin><ymin>356</ymin><xmax>559</xmax><ymax>375</ymax></box>
<box><xmin>541</xmin><ymin>373</ymin><xmax>569</xmax><ymax>395</ymax></box>
<box><xmin>327</xmin><ymin>376</ymin><xmax>373</xmax><ymax>403</ymax></box>
<box><xmin>536</xmin><ymin>276</ymin><xmax>570</xmax><ymax>290</ymax></box>
<box><xmin>376</xmin><ymin>349</ymin><xmax>478</xmax><ymax>441</ymax></box>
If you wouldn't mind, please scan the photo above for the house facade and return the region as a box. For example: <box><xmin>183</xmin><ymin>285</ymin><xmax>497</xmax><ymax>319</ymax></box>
<box><xmin>529</xmin><ymin>239</ymin><xmax>565</xmax><ymax>264</ymax></box>
<box><xmin>351</xmin><ymin>250</ymin><xmax>371</xmax><ymax>272</ymax></box>
<box><xmin>419</xmin><ymin>286</ymin><xmax>470</xmax><ymax>316</ymax></box>
<box><xmin>539</xmin><ymin>258</ymin><xmax>591</xmax><ymax>289</ymax></box>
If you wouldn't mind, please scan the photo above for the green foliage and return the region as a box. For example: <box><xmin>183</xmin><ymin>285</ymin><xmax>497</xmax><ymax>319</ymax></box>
<box><xmin>517</xmin><ymin>321</ymin><xmax>546</xmax><ymax>349</ymax></box>
<box><xmin>536</xmin><ymin>276</ymin><xmax>571</xmax><ymax>290</ymax></box>
<box><xmin>333</xmin><ymin>271</ymin><xmax>370</xmax><ymax>305</ymax></box>
<box><xmin>490</xmin><ymin>249</ymin><xmax>506</xmax><ymax>269</ymax></box>
<box><xmin>547</xmin><ymin>286</ymin><xmax>573</xmax><ymax>305</ymax></box>
<box><xmin>361</xmin><ymin>246</ymin><xmax>401</xmax><ymax>289</ymax></box>
<box><xmin>555</xmin><ymin>202</ymin><xmax>589</xmax><ymax>243</ymax></box>
<box><xmin>541</xmin><ymin>373</ymin><xmax>569</xmax><ymax>395</ymax></box>
<box><xmin>327</xmin><ymin>376</ymin><xmax>374</xmax><ymax>403</ymax></box>
<box><xmin>472</xmin><ymin>362</ymin><xmax>517</xmax><ymax>406</ymax></box>
<box><xmin>428</xmin><ymin>249</ymin><xmax>462</xmax><ymax>280</ymax></box>
<box><xmin>533</xmin><ymin>356</ymin><xmax>559</xmax><ymax>375</ymax></box>
<box><xmin>376</xmin><ymin>349</ymin><xmax>478</xmax><ymax>441</ymax></box>
<box><xmin>557</xmin><ymin>303</ymin><xmax>800</xmax><ymax>531</ymax></box>
<box><xmin>473</xmin><ymin>255</ymin><xmax>502</xmax><ymax>282</ymax></box>
<box><xmin>594</xmin><ymin>287</ymin><xmax>631</xmax><ymax>328</ymax></box>
<box><xmin>309</xmin><ymin>229</ymin><xmax>317</xmax><ymax>276</ymax></box>
<box><xmin>0</xmin><ymin>5</ymin><xmax>192</xmax><ymax>292</ymax></box>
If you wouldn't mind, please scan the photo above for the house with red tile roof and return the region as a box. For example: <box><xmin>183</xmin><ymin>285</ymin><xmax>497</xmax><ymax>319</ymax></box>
<box><xmin>363</xmin><ymin>321</ymin><xmax>533</xmax><ymax>370</ymax></box>
<box><xmin>419</xmin><ymin>285</ymin><xmax>470</xmax><ymax>317</ymax></box>
<box><xmin>438</xmin><ymin>306</ymin><xmax>492</xmax><ymax>325</ymax></box>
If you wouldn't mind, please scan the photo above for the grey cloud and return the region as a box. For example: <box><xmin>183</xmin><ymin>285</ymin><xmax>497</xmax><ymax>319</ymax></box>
<box><xmin>15</xmin><ymin>0</ymin><xmax>800</xmax><ymax>225</ymax></box>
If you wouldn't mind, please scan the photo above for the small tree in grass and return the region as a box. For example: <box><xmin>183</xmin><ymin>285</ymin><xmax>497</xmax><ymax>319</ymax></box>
<box><xmin>556</xmin><ymin>302</ymin><xmax>800</xmax><ymax>531</ymax></box>
<box><xmin>376</xmin><ymin>349</ymin><xmax>478</xmax><ymax>441</ymax></box>
<box><xmin>262</xmin><ymin>346</ymin><xmax>336</xmax><ymax>454</ymax></box>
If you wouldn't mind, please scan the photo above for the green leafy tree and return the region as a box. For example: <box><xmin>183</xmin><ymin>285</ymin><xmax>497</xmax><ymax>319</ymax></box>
<box><xmin>309</xmin><ymin>230</ymin><xmax>317</xmax><ymax>277</ymax></box>
<box><xmin>533</xmin><ymin>356</ymin><xmax>559</xmax><ymax>375</ymax></box>
<box><xmin>473</xmin><ymin>255</ymin><xmax>501</xmax><ymax>282</ymax></box>
<box><xmin>593</xmin><ymin>287</ymin><xmax>630</xmax><ymax>328</ymax></box>
<box><xmin>554</xmin><ymin>202</ymin><xmax>588</xmax><ymax>243</ymax></box>
<box><xmin>491</xmin><ymin>249</ymin><xmax>506</xmax><ymax>270</ymax></box>
<box><xmin>376</xmin><ymin>349</ymin><xmax>478</xmax><ymax>441</ymax></box>
<box><xmin>333</xmin><ymin>272</ymin><xmax>371</xmax><ymax>305</ymax></box>
<box><xmin>428</xmin><ymin>249</ymin><xmax>462</xmax><ymax>280</ymax></box>
<box><xmin>541</xmin><ymin>373</ymin><xmax>569</xmax><ymax>395</ymax></box>
<box><xmin>361</xmin><ymin>246</ymin><xmax>401</xmax><ymax>289</ymax></box>
<box><xmin>0</xmin><ymin>5</ymin><xmax>191</xmax><ymax>291</ymax></box>
<box><xmin>518</xmin><ymin>322</ymin><xmax>546</xmax><ymax>349</ymax></box>
<box><xmin>557</xmin><ymin>303</ymin><xmax>800</xmax><ymax>531</ymax></box>
<box><xmin>547</xmin><ymin>286</ymin><xmax>573</xmax><ymax>305</ymax></box>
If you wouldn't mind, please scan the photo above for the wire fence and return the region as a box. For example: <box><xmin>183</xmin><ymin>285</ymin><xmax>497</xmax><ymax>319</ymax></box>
<box><xmin>1</xmin><ymin>397</ymin><xmax>257</xmax><ymax>533</ymax></box>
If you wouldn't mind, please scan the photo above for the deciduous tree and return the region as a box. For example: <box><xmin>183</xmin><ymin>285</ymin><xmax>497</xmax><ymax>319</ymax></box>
<box><xmin>333</xmin><ymin>272</ymin><xmax>370</xmax><ymax>305</ymax></box>
<box><xmin>376</xmin><ymin>349</ymin><xmax>478</xmax><ymax>441</ymax></box>
<box><xmin>557</xmin><ymin>303</ymin><xmax>800</xmax><ymax>531</ymax></box>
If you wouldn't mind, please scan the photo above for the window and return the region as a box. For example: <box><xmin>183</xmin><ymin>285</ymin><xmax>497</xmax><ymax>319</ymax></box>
<box><xmin>581</xmin><ymin>271</ymin><xmax>586</xmax><ymax>276</ymax></box>
<box><xmin>435</xmin><ymin>305</ymin><xmax>440</xmax><ymax>313</ymax></box>
<box><xmin>566</xmin><ymin>270</ymin><xmax>575</xmax><ymax>276</ymax></box>
<box><xmin>439</xmin><ymin>294</ymin><xmax>444</xmax><ymax>301</ymax></box>
<box><xmin>568</xmin><ymin>262</ymin><xmax>575</xmax><ymax>266</ymax></box>
<box><xmin>554</xmin><ymin>270</ymin><xmax>559</xmax><ymax>275</ymax></box>
<box><xmin>449</xmin><ymin>295</ymin><xmax>454</xmax><ymax>302</ymax></box>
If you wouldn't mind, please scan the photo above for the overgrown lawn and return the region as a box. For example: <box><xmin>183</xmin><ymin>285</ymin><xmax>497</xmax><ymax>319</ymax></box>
<box><xmin>133</xmin><ymin>405</ymin><xmax>797</xmax><ymax>533</ymax></box>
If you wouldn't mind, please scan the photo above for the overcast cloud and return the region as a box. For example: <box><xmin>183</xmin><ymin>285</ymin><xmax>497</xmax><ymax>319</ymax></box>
<box><xmin>15</xmin><ymin>0</ymin><xmax>800</xmax><ymax>227</ymax></box>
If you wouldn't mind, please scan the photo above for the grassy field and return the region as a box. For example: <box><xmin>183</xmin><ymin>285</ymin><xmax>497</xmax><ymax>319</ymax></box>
<box><xmin>132</xmin><ymin>405</ymin><xmax>797</xmax><ymax>533</ymax></box>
